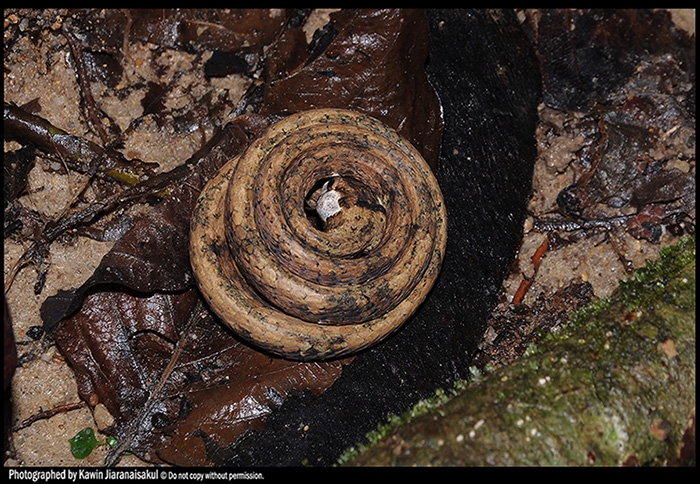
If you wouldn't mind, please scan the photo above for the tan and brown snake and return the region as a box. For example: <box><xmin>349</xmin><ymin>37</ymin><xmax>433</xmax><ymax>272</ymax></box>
<box><xmin>190</xmin><ymin>109</ymin><xmax>446</xmax><ymax>360</ymax></box>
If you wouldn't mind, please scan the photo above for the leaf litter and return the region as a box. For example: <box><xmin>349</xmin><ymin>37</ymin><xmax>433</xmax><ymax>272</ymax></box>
<box><xmin>4</xmin><ymin>8</ymin><xmax>695</xmax><ymax>466</ymax></box>
<box><xmin>5</xmin><ymin>8</ymin><xmax>444</xmax><ymax>465</ymax></box>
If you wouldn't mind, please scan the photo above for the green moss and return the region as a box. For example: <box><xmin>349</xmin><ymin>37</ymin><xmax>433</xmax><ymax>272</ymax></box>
<box><xmin>341</xmin><ymin>235</ymin><xmax>695</xmax><ymax>466</ymax></box>
<box><xmin>336</xmin><ymin>379</ymin><xmax>468</xmax><ymax>465</ymax></box>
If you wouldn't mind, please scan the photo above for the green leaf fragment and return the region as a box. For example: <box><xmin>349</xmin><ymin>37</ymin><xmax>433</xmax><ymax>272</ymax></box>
<box><xmin>69</xmin><ymin>427</ymin><xmax>101</xmax><ymax>459</ymax></box>
<box><xmin>105</xmin><ymin>168</ymin><xmax>143</xmax><ymax>186</ymax></box>
<box><xmin>106</xmin><ymin>435</ymin><xmax>118</xmax><ymax>448</ymax></box>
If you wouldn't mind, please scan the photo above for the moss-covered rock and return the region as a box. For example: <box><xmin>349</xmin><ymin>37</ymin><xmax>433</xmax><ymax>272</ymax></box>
<box><xmin>341</xmin><ymin>236</ymin><xmax>695</xmax><ymax>466</ymax></box>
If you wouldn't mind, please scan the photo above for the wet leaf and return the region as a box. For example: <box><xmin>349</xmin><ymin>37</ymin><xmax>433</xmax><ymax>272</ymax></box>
<box><xmin>526</xmin><ymin>9</ymin><xmax>695</xmax><ymax>112</ymax></box>
<box><xmin>259</xmin><ymin>9</ymin><xmax>443</xmax><ymax>169</ymax></box>
<box><xmin>556</xmin><ymin>94</ymin><xmax>695</xmax><ymax>242</ymax></box>
<box><xmin>55</xmin><ymin>287</ymin><xmax>348</xmax><ymax>466</ymax></box>
<box><xmin>69</xmin><ymin>427</ymin><xmax>101</xmax><ymax>459</ymax></box>
<box><xmin>70</xmin><ymin>9</ymin><xmax>294</xmax><ymax>56</ymax></box>
<box><xmin>44</xmin><ymin>9</ymin><xmax>445</xmax><ymax>466</ymax></box>
<box><xmin>40</xmin><ymin>117</ymin><xmax>262</xmax><ymax>327</ymax></box>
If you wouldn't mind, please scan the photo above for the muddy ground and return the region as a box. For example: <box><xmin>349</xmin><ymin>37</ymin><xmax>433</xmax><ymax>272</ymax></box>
<box><xmin>4</xmin><ymin>9</ymin><xmax>695</xmax><ymax>466</ymax></box>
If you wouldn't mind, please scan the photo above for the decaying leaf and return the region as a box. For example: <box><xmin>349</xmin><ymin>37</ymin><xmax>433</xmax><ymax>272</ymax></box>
<box><xmin>40</xmin><ymin>115</ymin><xmax>263</xmax><ymax>328</ymax></box>
<box><xmin>55</xmin><ymin>288</ymin><xmax>348</xmax><ymax>466</ymax></box>
<box><xmin>526</xmin><ymin>9</ymin><xmax>695</xmax><ymax>112</ymax></box>
<box><xmin>259</xmin><ymin>9</ymin><xmax>443</xmax><ymax>170</ymax></box>
<box><xmin>526</xmin><ymin>10</ymin><xmax>696</xmax><ymax>244</ymax></box>
<box><xmin>41</xmin><ymin>9</ymin><xmax>446</xmax><ymax>465</ymax></box>
<box><xmin>554</xmin><ymin>94</ymin><xmax>695</xmax><ymax>243</ymax></box>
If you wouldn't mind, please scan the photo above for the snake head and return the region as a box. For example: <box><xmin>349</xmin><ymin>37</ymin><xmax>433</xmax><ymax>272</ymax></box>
<box><xmin>315</xmin><ymin>177</ymin><xmax>344</xmax><ymax>223</ymax></box>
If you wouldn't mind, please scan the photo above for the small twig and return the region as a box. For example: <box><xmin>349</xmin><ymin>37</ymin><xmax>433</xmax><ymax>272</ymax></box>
<box><xmin>532</xmin><ymin>215</ymin><xmax>631</xmax><ymax>232</ymax></box>
<box><xmin>3</xmin><ymin>163</ymin><xmax>189</xmax><ymax>295</ymax></box>
<box><xmin>512</xmin><ymin>236</ymin><xmax>549</xmax><ymax>306</ymax></box>
<box><xmin>531</xmin><ymin>235</ymin><xmax>549</xmax><ymax>269</ymax></box>
<box><xmin>13</xmin><ymin>401</ymin><xmax>87</xmax><ymax>432</ymax></box>
<box><xmin>120</xmin><ymin>9</ymin><xmax>134</xmax><ymax>66</ymax></box>
<box><xmin>60</xmin><ymin>26</ymin><xmax>122</xmax><ymax>222</ymax></box>
<box><xmin>104</xmin><ymin>300</ymin><xmax>206</xmax><ymax>467</ymax></box>
<box><xmin>62</xmin><ymin>26</ymin><xmax>111</xmax><ymax>146</ymax></box>
<box><xmin>4</xmin><ymin>103</ymin><xmax>130</xmax><ymax>175</ymax></box>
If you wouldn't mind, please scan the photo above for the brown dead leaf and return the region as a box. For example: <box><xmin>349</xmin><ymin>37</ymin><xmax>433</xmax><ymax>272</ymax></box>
<box><xmin>55</xmin><ymin>288</ymin><xmax>346</xmax><ymax>466</ymax></box>
<box><xmin>72</xmin><ymin>9</ymin><xmax>293</xmax><ymax>56</ymax></box>
<box><xmin>40</xmin><ymin>116</ymin><xmax>262</xmax><ymax>328</ymax></box>
<box><xmin>260</xmin><ymin>9</ymin><xmax>443</xmax><ymax>169</ymax></box>
<box><xmin>43</xmin><ymin>9</ymin><xmax>443</xmax><ymax>465</ymax></box>
<box><xmin>660</xmin><ymin>339</ymin><xmax>678</xmax><ymax>359</ymax></box>
<box><xmin>554</xmin><ymin>95</ymin><xmax>695</xmax><ymax>243</ymax></box>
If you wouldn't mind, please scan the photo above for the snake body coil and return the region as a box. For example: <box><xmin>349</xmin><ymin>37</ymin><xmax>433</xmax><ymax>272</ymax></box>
<box><xmin>190</xmin><ymin>109</ymin><xmax>446</xmax><ymax>360</ymax></box>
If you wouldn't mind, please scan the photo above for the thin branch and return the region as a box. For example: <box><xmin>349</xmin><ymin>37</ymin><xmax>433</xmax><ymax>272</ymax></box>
<box><xmin>62</xmin><ymin>26</ymin><xmax>112</xmax><ymax>146</ymax></box>
<box><xmin>104</xmin><ymin>300</ymin><xmax>206</xmax><ymax>467</ymax></box>
<box><xmin>532</xmin><ymin>215</ymin><xmax>631</xmax><ymax>232</ymax></box>
<box><xmin>13</xmin><ymin>401</ymin><xmax>87</xmax><ymax>432</ymax></box>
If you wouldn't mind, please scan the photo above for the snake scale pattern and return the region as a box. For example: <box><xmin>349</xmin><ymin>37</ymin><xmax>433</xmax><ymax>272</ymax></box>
<box><xmin>190</xmin><ymin>109</ymin><xmax>446</xmax><ymax>360</ymax></box>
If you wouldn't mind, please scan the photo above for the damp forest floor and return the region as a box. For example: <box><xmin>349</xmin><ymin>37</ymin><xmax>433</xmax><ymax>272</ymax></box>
<box><xmin>340</xmin><ymin>235</ymin><xmax>695</xmax><ymax>465</ymax></box>
<box><xmin>4</xmin><ymin>9</ymin><xmax>696</xmax><ymax>467</ymax></box>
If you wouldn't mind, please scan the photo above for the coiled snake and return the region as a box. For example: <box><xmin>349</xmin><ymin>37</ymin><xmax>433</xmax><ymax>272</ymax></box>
<box><xmin>190</xmin><ymin>109</ymin><xmax>446</xmax><ymax>360</ymax></box>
